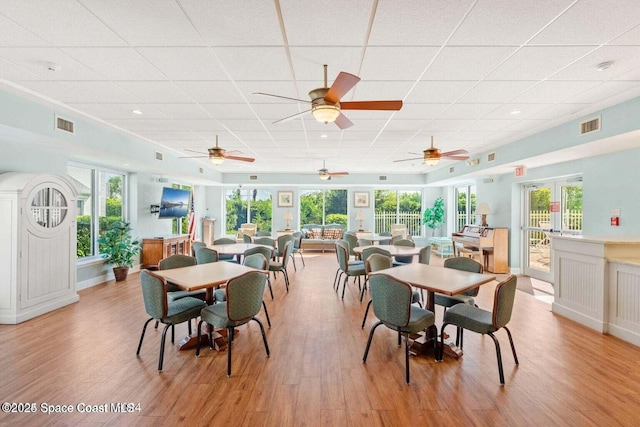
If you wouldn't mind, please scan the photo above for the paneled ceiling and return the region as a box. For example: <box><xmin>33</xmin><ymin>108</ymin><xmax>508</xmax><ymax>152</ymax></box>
<box><xmin>2</xmin><ymin>0</ymin><xmax>640</xmax><ymax>175</ymax></box>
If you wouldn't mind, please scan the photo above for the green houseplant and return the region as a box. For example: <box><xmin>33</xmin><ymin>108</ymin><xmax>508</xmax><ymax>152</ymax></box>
<box><xmin>98</xmin><ymin>220</ymin><xmax>140</xmax><ymax>281</ymax></box>
<box><xmin>422</xmin><ymin>197</ymin><xmax>445</xmax><ymax>237</ymax></box>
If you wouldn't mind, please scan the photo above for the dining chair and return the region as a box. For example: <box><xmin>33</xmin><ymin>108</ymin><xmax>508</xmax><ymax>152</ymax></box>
<box><xmin>358</xmin><ymin>246</ymin><xmax>392</xmax><ymax>301</ymax></box>
<box><xmin>190</xmin><ymin>241</ymin><xmax>206</xmax><ymax>257</ymax></box>
<box><xmin>213</xmin><ymin>237</ymin><xmax>238</xmax><ymax>262</ymax></box>
<box><xmin>254</xmin><ymin>236</ymin><xmax>276</xmax><ymax>250</ymax></box>
<box><xmin>196</xmin><ymin>271</ymin><xmax>270</xmax><ymax>377</ymax></box>
<box><xmin>243</xmin><ymin>234</ymin><xmax>253</xmax><ymax>243</ymax></box>
<box><xmin>136</xmin><ymin>270</ymin><xmax>206</xmax><ymax>372</ymax></box>
<box><xmin>357</xmin><ymin>238</ymin><xmax>373</xmax><ymax>247</ymax></box>
<box><xmin>158</xmin><ymin>255</ymin><xmax>206</xmax><ymax>302</ymax></box>
<box><xmin>256</xmin><ymin>231</ymin><xmax>272</xmax><ymax>237</ymax></box>
<box><xmin>268</xmin><ymin>240</ymin><xmax>293</xmax><ymax>292</ymax></box>
<box><xmin>275</xmin><ymin>234</ymin><xmax>294</xmax><ymax>267</ymax></box>
<box><xmin>438</xmin><ymin>275</ymin><xmax>519</xmax><ymax>386</ymax></box>
<box><xmin>393</xmin><ymin>238</ymin><xmax>415</xmax><ymax>265</ymax></box>
<box><xmin>335</xmin><ymin>240</ymin><xmax>366</xmax><ymax>299</ymax></box>
<box><xmin>332</xmin><ymin>240</ymin><xmax>364</xmax><ymax>291</ymax></box>
<box><xmin>378</xmin><ymin>231</ymin><xmax>392</xmax><ymax>245</ymax></box>
<box><xmin>242</xmin><ymin>253</ymin><xmax>271</xmax><ymax>328</ymax></box>
<box><xmin>244</xmin><ymin>245</ymin><xmax>275</xmax><ymax>299</ymax></box>
<box><xmin>363</xmin><ymin>273</ymin><xmax>435</xmax><ymax>384</ymax></box>
<box><xmin>418</xmin><ymin>245</ymin><xmax>431</xmax><ymax>265</ymax></box>
<box><xmin>291</xmin><ymin>231</ymin><xmax>306</xmax><ymax>268</ymax></box>
<box><xmin>195</xmin><ymin>247</ymin><xmax>219</xmax><ymax>264</ymax></box>
<box><xmin>343</xmin><ymin>232</ymin><xmax>358</xmax><ymax>260</ymax></box>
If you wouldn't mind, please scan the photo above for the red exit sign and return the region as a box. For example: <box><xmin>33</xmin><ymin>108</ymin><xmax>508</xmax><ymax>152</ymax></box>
<box><xmin>515</xmin><ymin>166</ymin><xmax>527</xmax><ymax>177</ymax></box>
<box><xmin>550</xmin><ymin>202</ymin><xmax>560</xmax><ymax>212</ymax></box>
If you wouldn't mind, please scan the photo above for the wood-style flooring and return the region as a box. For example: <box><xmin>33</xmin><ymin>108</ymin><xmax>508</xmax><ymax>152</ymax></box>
<box><xmin>1</xmin><ymin>252</ymin><xmax>640</xmax><ymax>426</ymax></box>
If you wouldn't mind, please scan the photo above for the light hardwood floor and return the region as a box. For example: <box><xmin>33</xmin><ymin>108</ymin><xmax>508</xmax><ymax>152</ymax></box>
<box><xmin>1</xmin><ymin>252</ymin><xmax>640</xmax><ymax>426</ymax></box>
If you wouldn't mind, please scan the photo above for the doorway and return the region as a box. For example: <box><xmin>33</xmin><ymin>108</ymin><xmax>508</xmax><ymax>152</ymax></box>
<box><xmin>522</xmin><ymin>178</ymin><xmax>583</xmax><ymax>283</ymax></box>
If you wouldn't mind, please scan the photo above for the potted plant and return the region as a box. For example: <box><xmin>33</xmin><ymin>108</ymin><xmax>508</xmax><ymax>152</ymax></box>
<box><xmin>422</xmin><ymin>197</ymin><xmax>445</xmax><ymax>237</ymax></box>
<box><xmin>98</xmin><ymin>221</ymin><xmax>140</xmax><ymax>281</ymax></box>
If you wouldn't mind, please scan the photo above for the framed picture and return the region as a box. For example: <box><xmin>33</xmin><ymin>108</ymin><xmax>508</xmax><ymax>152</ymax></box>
<box><xmin>278</xmin><ymin>191</ymin><xmax>293</xmax><ymax>207</ymax></box>
<box><xmin>354</xmin><ymin>191</ymin><xmax>370</xmax><ymax>208</ymax></box>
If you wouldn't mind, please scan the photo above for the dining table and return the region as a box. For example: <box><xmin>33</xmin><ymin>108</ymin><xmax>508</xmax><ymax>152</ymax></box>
<box><xmin>353</xmin><ymin>244</ymin><xmax>424</xmax><ymax>258</ymax></box>
<box><xmin>208</xmin><ymin>242</ymin><xmax>275</xmax><ymax>263</ymax></box>
<box><xmin>370</xmin><ymin>263</ymin><xmax>496</xmax><ymax>359</ymax></box>
<box><xmin>154</xmin><ymin>261</ymin><xmax>266</xmax><ymax>351</ymax></box>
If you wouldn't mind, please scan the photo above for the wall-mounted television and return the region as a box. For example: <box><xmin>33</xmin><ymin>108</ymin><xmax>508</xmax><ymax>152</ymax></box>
<box><xmin>158</xmin><ymin>187</ymin><xmax>190</xmax><ymax>218</ymax></box>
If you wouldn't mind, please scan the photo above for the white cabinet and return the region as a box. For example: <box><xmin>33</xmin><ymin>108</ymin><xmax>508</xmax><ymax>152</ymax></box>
<box><xmin>0</xmin><ymin>173</ymin><xmax>79</xmax><ymax>324</ymax></box>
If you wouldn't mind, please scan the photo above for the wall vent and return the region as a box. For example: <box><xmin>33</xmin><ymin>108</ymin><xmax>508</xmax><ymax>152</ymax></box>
<box><xmin>249</xmin><ymin>175</ymin><xmax>258</xmax><ymax>181</ymax></box>
<box><xmin>55</xmin><ymin>115</ymin><xmax>74</xmax><ymax>134</ymax></box>
<box><xmin>155</xmin><ymin>151</ymin><xmax>163</xmax><ymax>161</ymax></box>
<box><xmin>449</xmin><ymin>166</ymin><xmax>455</xmax><ymax>174</ymax></box>
<box><xmin>379</xmin><ymin>175</ymin><xmax>387</xmax><ymax>181</ymax></box>
<box><xmin>199</xmin><ymin>167</ymin><xmax>204</xmax><ymax>174</ymax></box>
<box><xmin>487</xmin><ymin>152</ymin><xmax>496</xmax><ymax>162</ymax></box>
<box><xmin>580</xmin><ymin>116</ymin><xmax>601</xmax><ymax>135</ymax></box>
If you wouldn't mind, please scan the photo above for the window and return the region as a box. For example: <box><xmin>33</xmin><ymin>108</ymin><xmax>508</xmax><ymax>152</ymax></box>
<box><xmin>300</xmin><ymin>189</ymin><xmax>347</xmax><ymax>226</ymax></box>
<box><xmin>68</xmin><ymin>164</ymin><xmax>126</xmax><ymax>258</ymax></box>
<box><xmin>373</xmin><ymin>190</ymin><xmax>422</xmax><ymax>235</ymax></box>
<box><xmin>455</xmin><ymin>184</ymin><xmax>477</xmax><ymax>231</ymax></box>
<box><xmin>225</xmin><ymin>188</ymin><xmax>272</xmax><ymax>235</ymax></box>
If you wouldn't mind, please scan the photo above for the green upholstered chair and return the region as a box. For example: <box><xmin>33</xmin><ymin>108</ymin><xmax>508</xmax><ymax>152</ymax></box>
<box><xmin>335</xmin><ymin>240</ymin><xmax>366</xmax><ymax>299</ymax></box>
<box><xmin>136</xmin><ymin>270</ymin><xmax>206</xmax><ymax>372</ymax></box>
<box><xmin>242</xmin><ymin>253</ymin><xmax>271</xmax><ymax>328</ymax></box>
<box><xmin>196</xmin><ymin>271</ymin><xmax>270</xmax><ymax>377</ymax></box>
<box><xmin>190</xmin><ymin>241</ymin><xmax>206</xmax><ymax>257</ymax></box>
<box><xmin>393</xmin><ymin>238</ymin><xmax>415</xmax><ymax>265</ymax></box>
<box><xmin>438</xmin><ymin>275</ymin><xmax>519</xmax><ymax>386</ymax></box>
<box><xmin>358</xmin><ymin>246</ymin><xmax>392</xmax><ymax>301</ymax></box>
<box><xmin>291</xmin><ymin>231</ymin><xmax>305</xmax><ymax>269</ymax></box>
<box><xmin>243</xmin><ymin>234</ymin><xmax>253</xmax><ymax>243</ymax></box>
<box><xmin>158</xmin><ymin>255</ymin><xmax>206</xmax><ymax>302</ymax></box>
<box><xmin>357</xmin><ymin>238</ymin><xmax>373</xmax><ymax>247</ymax></box>
<box><xmin>378</xmin><ymin>231</ymin><xmax>392</xmax><ymax>245</ymax></box>
<box><xmin>274</xmin><ymin>234</ymin><xmax>294</xmax><ymax>267</ymax></box>
<box><xmin>213</xmin><ymin>237</ymin><xmax>238</xmax><ymax>262</ymax></box>
<box><xmin>254</xmin><ymin>236</ymin><xmax>276</xmax><ymax>249</ymax></box>
<box><xmin>244</xmin><ymin>245</ymin><xmax>275</xmax><ymax>300</ymax></box>
<box><xmin>256</xmin><ymin>231</ymin><xmax>271</xmax><ymax>237</ymax></box>
<box><xmin>343</xmin><ymin>232</ymin><xmax>358</xmax><ymax>260</ymax></box>
<box><xmin>332</xmin><ymin>239</ymin><xmax>364</xmax><ymax>291</ymax></box>
<box><xmin>268</xmin><ymin>240</ymin><xmax>293</xmax><ymax>292</ymax></box>
<box><xmin>363</xmin><ymin>273</ymin><xmax>436</xmax><ymax>384</ymax></box>
<box><xmin>418</xmin><ymin>245</ymin><xmax>431</xmax><ymax>265</ymax></box>
<box><xmin>195</xmin><ymin>247</ymin><xmax>218</xmax><ymax>264</ymax></box>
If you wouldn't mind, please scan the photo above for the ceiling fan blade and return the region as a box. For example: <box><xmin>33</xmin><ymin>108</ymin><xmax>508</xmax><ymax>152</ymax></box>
<box><xmin>273</xmin><ymin>109</ymin><xmax>312</xmax><ymax>124</ymax></box>
<box><xmin>328</xmin><ymin>172</ymin><xmax>349</xmax><ymax>177</ymax></box>
<box><xmin>179</xmin><ymin>155</ymin><xmax>209</xmax><ymax>159</ymax></box>
<box><xmin>325</xmin><ymin>72</ymin><xmax>360</xmax><ymax>104</ymax></box>
<box><xmin>183</xmin><ymin>148</ymin><xmax>207</xmax><ymax>154</ymax></box>
<box><xmin>441</xmin><ymin>155</ymin><xmax>469</xmax><ymax>161</ymax></box>
<box><xmin>340</xmin><ymin>100</ymin><xmax>403</xmax><ymax>110</ymax></box>
<box><xmin>333</xmin><ymin>112</ymin><xmax>353</xmax><ymax>130</ymax></box>
<box><xmin>223</xmin><ymin>154</ymin><xmax>255</xmax><ymax>163</ymax></box>
<box><xmin>393</xmin><ymin>157</ymin><xmax>424</xmax><ymax>163</ymax></box>
<box><xmin>253</xmin><ymin>92</ymin><xmax>310</xmax><ymax>103</ymax></box>
<box><xmin>441</xmin><ymin>149</ymin><xmax>468</xmax><ymax>157</ymax></box>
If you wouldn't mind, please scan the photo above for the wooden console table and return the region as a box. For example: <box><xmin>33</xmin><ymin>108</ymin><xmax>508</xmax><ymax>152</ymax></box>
<box><xmin>141</xmin><ymin>235</ymin><xmax>191</xmax><ymax>269</ymax></box>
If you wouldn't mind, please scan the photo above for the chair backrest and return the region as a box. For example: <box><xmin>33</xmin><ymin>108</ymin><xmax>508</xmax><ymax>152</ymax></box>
<box><xmin>361</xmin><ymin>246</ymin><xmax>391</xmax><ymax>264</ymax></box>
<box><xmin>140</xmin><ymin>270</ymin><xmax>168</xmax><ymax>319</ymax></box>
<box><xmin>158</xmin><ymin>254</ymin><xmax>197</xmax><ymax>270</ymax></box>
<box><xmin>243</xmin><ymin>253</ymin><xmax>268</xmax><ymax>270</ymax></box>
<box><xmin>226</xmin><ymin>271</ymin><xmax>267</xmax><ymax>322</ymax></box>
<box><xmin>492</xmin><ymin>275</ymin><xmax>517</xmax><ymax>328</ymax></box>
<box><xmin>343</xmin><ymin>233</ymin><xmax>358</xmax><ymax>255</ymax></box>
<box><xmin>369</xmin><ymin>273</ymin><xmax>412</xmax><ymax>328</ymax></box>
<box><xmin>335</xmin><ymin>240</ymin><xmax>349</xmax><ymax>271</ymax></box>
<box><xmin>195</xmin><ymin>247</ymin><xmax>219</xmax><ymax>264</ymax></box>
<box><xmin>243</xmin><ymin>234</ymin><xmax>253</xmax><ymax>243</ymax></box>
<box><xmin>277</xmin><ymin>234</ymin><xmax>294</xmax><ymax>253</ymax></box>
<box><xmin>390</xmin><ymin>224</ymin><xmax>408</xmax><ymax>239</ymax></box>
<box><xmin>214</xmin><ymin>237</ymin><xmax>237</xmax><ymax>245</ymax></box>
<box><xmin>240</xmin><ymin>223</ymin><xmax>257</xmax><ymax>236</ymax></box>
<box><xmin>281</xmin><ymin>241</ymin><xmax>294</xmax><ymax>268</ymax></box>
<box><xmin>256</xmin><ymin>231</ymin><xmax>272</xmax><ymax>237</ymax></box>
<box><xmin>444</xmin><ymin>256</ymin><xmax>483</xmax><ymax>297</ymax></box>
<box><xmin>291</xmin><ymin>231</ymin><xmax>303</xmax><ymax>249</ymax></box>
<box><xmin>191</xmin><ymin>241</ymin><xmax>206</xmax><ymax>257</ymax></box>
<box><xmin>418</xmin><ymin>246</ymin><xmax>431</xmax><ymax>265</ymax></box>
<box><xmin>365</xmin><ymin>253</ymin><xmax>392</xmax><ymax>275</ymax></box>
<box><xmin>357</xmin><ymin>238</ymin><xmax>373</xmax><ymax>247</ymax></box>
<box><xmin>254</xmin><ymin>236</ymin><xmax>276</xmax><ymax>247</ymax></box>
<box><xmin>244</xmin><ymin>245</ymin><xmax>273</xmax><ymax>261</ymax></box>
<box><xmin>393</xmin><ymin>239</ymin><xmax>415</xmax><ymax>248</ymax></box>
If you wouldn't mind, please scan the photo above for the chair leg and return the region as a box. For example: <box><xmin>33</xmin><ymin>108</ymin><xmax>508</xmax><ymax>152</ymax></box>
<box><xmin>359</xmin><ymin>277</ymin><xmax>368</xmax><ymax>302</ymax></box>
<box><xmin>188</xmin><ymin>319</ymin><xmax>192</xmax><ymax>335</ymax></box>
<box><xmin>341</xmin><ymin>275</ymin><xmax>348</xmax><ymax>299</ymax></box>
<box><xmin>137</xmin><ymin>318</ymin><xmax>154</xmax><ymax>356</ymax></box>
<box><xmin>333</xmin><ymin>269</ymin><xmax>340</xmax><ymax>291</ymax></box>
<box><xmin>266</xmin><ymin>277</ymin><xmax>274</xmax><ymax>300</ymax></box>
<box><xmin>252</xmin><ymin>317</ymin><xmax>270</xmax><ymax>357</ymax></box>
<box><xmin>195</xmin><ymin>319</ymin><xmax>204</xmax><ymax>357</ymax></box>
<box><xmin>159</xmin><ymin>324</ymin><xmax>171</xmax><ymax>372</ymax></box>
<box><xmin>361</xmin><ymin>300</ymin><xmax>372</xmax><ymax>329</ymax></box>
<box><xmin>171</xmin><ymin>324</ymin><xmax>175</xmax><ymax>344</ymax></box>
<box><xmin>363</xmin><ymin>321</ymin><xmax>383</xmax><ymax>362</ymax></box>
<box><xmin>227</xmin><ymin>327</ymin><xmax>234</xmax><ymax>377</ymax></box>
<box><xmin>437</xmin><ymin>323</ymin><xmax>449</xmax><ymax>361</ymax></box>
<box><xmin>154</xmin><ymin>319</ymin><xmax>159</xmax><ymax>330</ymax></box>
<box><xmin>262</xmin><ymin>301</ymin><xmax>271</xmax><ymax>328</ymax></box>
<box><xmin>283</xmin><ymin>269</ymin><xmax>289</xmax><ymax>292</ymax></box>
<box><xmin>299</xmin><ymin>252</ymin><xmax>305</xmax><ymax>267</ymax></box>
<box><xmin>487</xmin><ymin>332</ymin><xmax>505</xmax><ymax>385</ymax></box>
<box><xmin>405</xmin><ymin>332</ymin><xmax>410</xmax><ymax>384</ymax></box>
<box><xmin>291</xmin><ymin>253</ymin><xmax>297</xmax><ymax>271</ymax></box>
<box><xmin>503</xmin><ymin>326</ymin><xmax>519</xmax><ymax>365</ymax></box>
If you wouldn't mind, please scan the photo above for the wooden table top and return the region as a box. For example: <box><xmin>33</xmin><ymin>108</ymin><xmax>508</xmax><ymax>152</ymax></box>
<box><xmin>370</xmin><ymin>263</ymin><xmax>495</xmax><ymax>296</ymax></box>
<box><xmin>208</xmin><ymin>243</ymin><xmax>274</xmax><ymax>255</ymax></box>
<box><xmin>353</xmin><ymin>245</ymin><xmax>423</xmax><ymax>257</ymax></box>
<box><xmin>154</xmin><ymin>262</ymin><xmax>263</xmax><ymax>292</ymax></box>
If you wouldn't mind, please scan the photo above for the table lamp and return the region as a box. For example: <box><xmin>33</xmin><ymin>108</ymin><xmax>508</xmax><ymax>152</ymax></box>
<box><xmin>474</xmin><ymin>202</ymin><xmax>492</xmax><ymax>227</ymax></box>
<box><xmin>283</xmin><ymin>210</ymin><xmax>293</xmax><ymax>230</ymax></box>
<box><xmin>355</xmin><ymin>211</ymin><xmax>365</xmax><ymax>231</ymax></box>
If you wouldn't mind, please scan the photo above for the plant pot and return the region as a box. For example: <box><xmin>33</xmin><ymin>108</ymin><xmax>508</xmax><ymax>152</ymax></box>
<box><xmin>113</xmin><ymin>266</ymin><xmax>129</xmax><ymax>282</ymax></box>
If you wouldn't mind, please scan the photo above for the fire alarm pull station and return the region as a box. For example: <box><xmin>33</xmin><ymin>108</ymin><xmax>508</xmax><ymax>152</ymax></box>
<box><xmin>611</xmin><ymin>216</ymin><xmax>620</xmax><ymax>226</ymax></box>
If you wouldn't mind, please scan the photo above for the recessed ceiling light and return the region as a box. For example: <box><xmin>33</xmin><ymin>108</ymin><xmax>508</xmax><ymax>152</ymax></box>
<box><xmin>596</xmin><ymin>61</ymin><xmax>614</xmax><ymax>71</ymax></box>
<box><xmin>123</xmin><ymin>163</ymin><xmax>130</xmax><ymax>166</ymax></box>
<box><xmin>510</xmin><ymin>110</ymin><xmax>521</xmax><ymax>115</ymax></box>
<box><xmin>320</xmin><ymin>134</ymin><xmax>328</xmax><ymax>138</ymax></box>
<box><xmin>132</xmin><ymin>109</ymin><xmax>142</xmax><ymax>115</ymax></box>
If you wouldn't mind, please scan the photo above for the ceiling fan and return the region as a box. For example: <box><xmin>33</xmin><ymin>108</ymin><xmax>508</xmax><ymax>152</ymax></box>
<box><xmin>318</xmin><ymin>161</ymin><xmax>349</xmax><ymax>180</ymax></box>
<box><xmin>254</xmin><ymin>64</ymin><xmax>402</xmax><ymax>130</ymax></box>
<box><xmin>180</xmin><ymin>135</ymin><xmax>255</xmax><ymax>165</ymax></box>
<box><xmin>394</xmin><ymin>136</ymin><xmax>469</xmax><ymax>166</ymax></box>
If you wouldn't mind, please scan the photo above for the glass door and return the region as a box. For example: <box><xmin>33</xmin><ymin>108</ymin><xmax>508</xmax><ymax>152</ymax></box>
<box><xmin>522</xmin><ymin>178</ymin><xmax>582</xmax><ymax>283</ymax></box>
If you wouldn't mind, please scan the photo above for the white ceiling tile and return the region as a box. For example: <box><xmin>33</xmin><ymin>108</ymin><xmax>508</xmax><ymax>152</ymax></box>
<box><xmin>66</xmin><ymin>103</ymin><xmax>166</xmax><ymax>119</ymax></box>
<box><xmin>0</xmin><ymin>57</ymin><xmax>42</xmax><ymax>81</ymax></box>
<box><xmin>61</xmin><ymin>48</ymin><xmax>167</xmax><ymax>81</ymax></box>
<box><xmin>405</xmin><ymin>81</ymin><xmax>477</xmax><ymax>104</ymax></box>
<box><xmin>109</xmin><ymin>118</ymin><xmax>183</xmax><ymax>132</ymax></box>
<box><xmin>462</xmin><ymin>119</ymin><xmax>520</xmax><ymax>132</ymax></box>
<box><xmin>215</xmin><ymin>47</ymin><xmax>292</xmax><ymax>80</ymax></box>
<box><xmin>0</xmin><ymin>14</ymin><xmax>47</xmax><ymax>46</ymax></box>
<box><xmin>393</xmin><ymin>104</ymin><xmax>450</xmax><ymax>120</ymax></box>
<box><xmin>422</xmin><ymin>47</ymin><xmax>517</xmax><ymax>81</ymax></box>
<box><xmin>0</xmin><ymin>47</ymin><xmax>104</xmax><ymax>80</ymax></box>
<box><xmin>28</xmin><ymin>81</ymin><xmax>140</xmax><ymax>103</ymax></box>
<box><xmin>457</xmin><ymin>81</ymin><xmax>538</xmax><ymax>103</ymax></box>
<box><xmin>563</xmin><ymin>80</ymin><xmax>640</xmax><ymax>104</ymax></box>
<box><xmin>530</xmin><ymin>0</ymin><xmax>640</xmax><ymax>45</ymax></box>
<box><xmin>527</xmin><ymin>103</ymin><xmax>590</xmax><ymax>120</ymax></box>
<box><xmin>150</xmin><ymin>103</ymin><xmax>211</xmax><ymax>120</ymax></box>
<box><xmin>550</xmin><ymin>46</ymin><xmax>640</xmax><ymax>81</ymax></box>
<box><xmin>437</xmin><ymin>104</ymin><xmax>501</xmax><ymax>120</ymax></box>
<box><xmin>360</xmin><ymin>47</ymin><xmax>440</xmax><ymax>81</ymax></box>
<box><xmin>287</xmin><ymin>47</ymin><xmax>363</xmax><ymax>83</ymax></box>
<box><xmin>512</xmin><ymin>80</ymin><xmax>604</xmax><ymax>103</ymax></box>
<box><xmin>422</xmin><ymin>120</ymin><xmax>474</xmax><ymax>132</ymax></box>
<box><xmin>135</xmin><ymin>130</ymin><xmax>202</xmax><ymax>141</ymax></box>
<box><xmin>137</xmin><ymin>47</ymin><xmax>226</xmax><ymax>80</ymax></box>
<box><xmin>115</xmin><ymin>81</ymin><xmax>192</xmax><ymax>103</ymax></box>
<box><xmin>610</xmin><ymin>24</ymin><xmax>640</xmax><ymax>45</ymax></box>
<box><xmin>483</xmin><ymin>103</ymin><xmax>554</xmax><ymax>119</ymax></box>
<box><xmin>201</xmin><ymin>103</ymin><xmax>257</xmax><ymax>120</ymax></box>
<box><xmin>175</xmin><ymin>81</ymin><xmax>242</xmax><ymax>103</ymax></box>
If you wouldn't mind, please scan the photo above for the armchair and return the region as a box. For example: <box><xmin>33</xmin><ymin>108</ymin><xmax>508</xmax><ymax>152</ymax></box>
<box><xmin>237</xmin><ymin>223</ymin><xmax>257</xmax><ymax>240</ymax></box>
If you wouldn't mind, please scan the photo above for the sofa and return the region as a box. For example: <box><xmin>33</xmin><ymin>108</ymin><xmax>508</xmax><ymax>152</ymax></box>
<box><xmin>300</xmin><ymin>223</ymin><xmax>345</xmax><ymax>252</ymax></box>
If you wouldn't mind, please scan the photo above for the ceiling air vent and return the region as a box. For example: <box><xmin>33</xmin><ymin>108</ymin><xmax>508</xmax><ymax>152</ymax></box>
<box><xmin>487</xmin><ymin>152</ymin><xmax>496</xmax><ymax>162</ymax></box>
<box><xmin>379</xmin><ymin>175</ymin><xmax>387</xmax><ymax>181</ymax></box>
<box><xmin>199</xmin><ymin>167</ymin><xmax>204</xmax><ymax>174</ymax></box>
<box><xmin>449</xmin><ymin>166</ymin><xmax>455</xmax><ymax>174</ymax></box>
<box><xmin>249</xmin><ymin>175</ymin><xmax>258</xmax><ymax>181</ymax></box>
<box><xmin>55</xmin><ymin>115</ymin><xmax>74</xmax><ymax>134</ymax></box>
<box><xmin>155</xmin><ymin>151</ymin><xmax>163</xmax><ymax>161</ymax></box>
<box><xmin>580</xmin><ymin>116</ymin><xmax>601</xmax><ymax>135</ymax></box>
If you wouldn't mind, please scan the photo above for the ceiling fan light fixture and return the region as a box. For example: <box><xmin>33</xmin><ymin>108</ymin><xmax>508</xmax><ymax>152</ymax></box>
<box><xmin>424</xmin><ymin>158</ymin><xmax>439</xmax><ymax>166</ymax></box>
<box><xmin>319</xmin><ymin>173</ymin><xmax>331</xmax><ymax>180</ymax></box>
<box><xmin>210</xmin><ymin>156</ymin><xmax>224</xmax><ymax>165</ymax></box>
<box><xmin>312</xmin><ymin>105</ymin><xmax>340</xmax><ymax>124</ymax></box>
